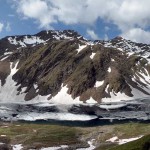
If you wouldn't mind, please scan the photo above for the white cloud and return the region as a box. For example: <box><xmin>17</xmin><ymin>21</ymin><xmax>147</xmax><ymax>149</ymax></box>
<box><xmin>122</xmin><ymin>28</ymin><xmax>150</xmax><ymax>44</ymax></box>
<box><xmin>87</xmin><ymin>29</ymin><xmax>99</xmax><ymax>40</ymax></box>
<box><xmin>12</xmin><ymin>0</ymin><xmax>150</xmax><ymax>43</ymax></box>
<box><xmin>14</xmin><ymin>0</ymin><xmax>56</xmax><ymax>29</ymax></box>
<box><xmin>13</xmin><ymin>0</ymin><xmax>150</xmax><ymax>30</ymax></box>
<box><xmin>6</xmin><ymin>22</ymin><xmax>11</xmax><ymax>32</ymax></box>
<box><xmin>104</xmin><ymin>34</ymin><xmax>109</xmax><ymax>41</ymax></box>
<box><xmin>0</xmin><ymin>23</ymin><xmax>4</xmax><ymax>32</ymax></box>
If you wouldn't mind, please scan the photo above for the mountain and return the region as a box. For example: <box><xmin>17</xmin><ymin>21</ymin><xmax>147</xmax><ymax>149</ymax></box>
<box><xmin>0</xmin><ymin>30</ymin><xmax>150</xmax><ymax>104</ymax></box>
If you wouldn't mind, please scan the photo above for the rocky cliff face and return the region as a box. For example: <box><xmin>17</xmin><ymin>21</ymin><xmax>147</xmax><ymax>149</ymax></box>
<box><xmin>0</xmin><ymin>30</ymin><xmax>150</xmax><ymax>104</ymax></box>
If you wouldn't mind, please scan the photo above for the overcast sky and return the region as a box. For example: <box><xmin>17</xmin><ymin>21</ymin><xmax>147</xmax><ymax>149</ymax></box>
<box><xmin>1</xmin><ymin>0</ymin><xmax>150</xmax><ymax>43</ymax></box>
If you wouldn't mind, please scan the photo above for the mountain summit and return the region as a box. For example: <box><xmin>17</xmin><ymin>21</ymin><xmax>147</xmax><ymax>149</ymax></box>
<box><xmin>0</xmin><ymin>30</ymin><xmax>150</xmax><ymax>104</ymax></box>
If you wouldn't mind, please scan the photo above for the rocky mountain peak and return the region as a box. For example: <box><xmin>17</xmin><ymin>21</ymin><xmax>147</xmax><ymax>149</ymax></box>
<box><xmin>0</xmin><ymin>30</ymin><xmax>150</xmax><ymax>104</ymax></box>
<box><xmin>36</xmin><ymin>29</ymin><xmax>86</xmax><ymax>41</ymax></box>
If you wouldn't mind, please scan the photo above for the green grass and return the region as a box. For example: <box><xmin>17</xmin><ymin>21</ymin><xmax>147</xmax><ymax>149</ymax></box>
<box><xmin>0</xmin><ymin>123</ymin><xmax>80</xmax><ymax>149</ymax></box>
<box><xmin>95</xmin><ymin>143</ymin><xmax>117</xmax><ymax>150</ymax></box>
<box><xmin>96</xmin><ymin>135</ymin><xmax>150</xmax><ymax>150</ymax></box>
<box><xmin>88</xmin><ymin>123</ymin><xmax>150</xmax><ymax>150</ymax></box>
<box><xmin>0</xmin><ymin>122</ymin><xmax>149</xmax><ymax>149</ymax></box>
<box><xmin>113</xmin><ymin>123</ymin><xmax>150</xmax><ymax>139</ymax></box>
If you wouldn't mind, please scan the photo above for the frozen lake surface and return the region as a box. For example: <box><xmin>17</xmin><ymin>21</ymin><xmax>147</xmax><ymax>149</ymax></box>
<box><xmin>0</xmin><ymin>98</ymin><xmax>149</xmax><ymax>124</ymax></box>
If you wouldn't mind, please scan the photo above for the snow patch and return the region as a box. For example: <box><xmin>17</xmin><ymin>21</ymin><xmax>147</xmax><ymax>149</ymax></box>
<box><xmin>117</xmin><ymin>48</ymin><xmax>123</xmax><ymax>51</ymax></box>
<box><xmin>77</xmin><ymin>139</ymin><xmax>95</xmax><ymax>150</ymax></box>
<box><xmin>111</xmin><ymin>58</ymin><xmax>115</xmax><ymax>62</ymax></box>
<box><xmin>106</xmin><ymin>135</ymin><xmax>143</xmax><ymax>145</ymax></box>
<box><xmin>8</xmin><ymin>37</ymin><xmax>18</xmax><ymax>45</ymax></box>
<box><xmin>41</xmin><ymin>145</ymin><xmax>68</xmax><ymax>150</ymax></box>
<box><xmin>118</xmin><ymin>136</ymin><xmax>143</xmax><ymax>145</ymax></box>
<box><xmin>106</xmin><ymin>136</ymin><xmax>118</xmax><ymax>142</ymax></box>
<box><xmin>86</xmin><ymin>97</ymin><xmax>97</xmax><ymax>104</ymax></box>
<box><xmin>108</xmin><ymin>67</ymin><xmax>111</xmax><ymax>73</ymax></box>
<box><xmin>76</xmin><ymin>45</ymin><xmax>87</xmax><ymax>53</ymax></box>
<box><xmin>23</xmin><ymin>36</ymin><xmax>45</xmax><ymax>45</ymax></box>
<box><xmin>4</xmin><ymin>52</ymin><xmax>13</xmax><ymax>55</ymax></box>
<box><xmin>8</xmin><ymin>36</ymin><xmax>45</xmax><ymax>48</ymax></box>
<box><xmin>12</xmin><ymin>144</ymin><xmax>23</xmax><ymax>150</ymax></box>
<box><xmin>90</xmin><ymin>53</ymin><xmax>96</xmax><ymax>59</ymax></box>
<box><xmin>0</xmin><ymin>142</ymin><xmax>4</xmax><ymax>145</ymax></box>
<box><xmin>1</xmin><ymin>56</ymin><xmax>9</xmax><ymax>61</ymax></box>
<box><xmin>50</xmin><ymin>85</ymin><xmax>83</xmax><ymax>104</ymax></box>
<box><xmin>94</xmin><ymin>81</ymin><xmax>104</xmax><ymax>88</ymax></box>
<box><xmin>0</xmin><ymin>135</ymin><xmax>6</xmax><ymax>137</ymax></box>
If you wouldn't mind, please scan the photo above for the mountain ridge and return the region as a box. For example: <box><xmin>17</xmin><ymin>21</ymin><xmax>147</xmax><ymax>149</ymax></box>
<box><xmin>0</xmin><ymin>30</ymin><xmax>150</xmax><ymax>104</ymax></box>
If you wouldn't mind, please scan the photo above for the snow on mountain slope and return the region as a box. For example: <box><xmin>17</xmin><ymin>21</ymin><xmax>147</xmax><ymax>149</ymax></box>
<box><xmin>8</xmin><ymin>36</ymin><xmax>46</xmax><ymax>47</ymax></box>
<box><xmin>0</xmin><ymin>30</ymin><xmax>86</xmax><ymax>55</ymax></box>
<box><xmin>0</xmin><ymin>30</ymin><xmax>150</xmax><ymax>104</ymax></box>
<box><xmin>101</xmin><ymin>36</ymin><xmax>150</xmax><ymax>60</ymax></box>
<box><xmin>0</xmin><ymin>61</ymin><xmax>26</xmax><ymax>103</ymax></box>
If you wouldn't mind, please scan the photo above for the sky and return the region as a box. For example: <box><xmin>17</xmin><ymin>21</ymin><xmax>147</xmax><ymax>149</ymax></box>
<box><xmin>1</xmin><ymin>0</ymin><xmax>150</xmax><ymax>43</ymax></box>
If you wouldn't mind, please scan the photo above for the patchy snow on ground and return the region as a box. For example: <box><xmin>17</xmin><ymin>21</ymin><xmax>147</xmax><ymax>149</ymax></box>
<box><xmin>106</xmin><ymin>135</ymin><xmax>143</xmax><ymax>145</ymax></box>
<box><xmin>8</xmin><ymin>37</ymin><xmax>18</xmax><ymax>45</ymax></box>
<box><xmin>108</xmin><ymin>67</ymin><xmax>111</xmax><ymax>73</ymax></box>
<box><xmin>90</xmin><ymin>53</ymin><xmax>96</xmax><ymax>59</ymax></box>
<box><xmin>12</xmin><ymin>144</ymin><xmax>23</xmax><ymax>150</ymax></box>
<box><xmin>118</xmin><ymin>136</ymin><xmax>143</xmax><ymax>145</ymax></box>
<box><xmin>94</xmin><ymin>81</ymin><xmax>104</xmax><ymax>88</ymax></box>
<box><xmin>77</xmin><ymin>139</ymin><xmax>95</xmax><ymax>150</ymax></box>
<box><xmin>0</xmin><ymin>142</ymin><xmax>4</xmax><ymax>145</ymax></box>
<box><xmin>111</xmin><ymin>58</ymin><xmax>115</xmax><ymax>62</ymax></box>
<box><xmin>23</xmin><ymin>36</ymin><xmax>45</xmax><ymax>45</ymax></box>
<box><xmin>106</xmin><ymin>136</ymin><xmax>118</xmax><ymax>142</ymax></box>
<box><xmin>1</xmin><ymin>55</ymin><xmax>9</xmax><ymax>61</ymax></box>
<box><xmin>1</xmin><ymin>126</ymin><xmax>8</xmax><ymax>128</ymax></box>
<box><xmin>41</xmin><ymin>145</ymin><xmax>68</xmax><ymax>150</ymax></box>
<box><xmin>86</xmin><ymin>97</ymin><xmax>97</xmax><ymax>104</ymax></box>
<box><xmin>4</xmin><ymin>52</ymin><xmax>13</xmax><ymax>55</ymax></box>
<box><xmin>0</xmin><ymin>135</ymin><xmax>6</xmax><ymax>137</ymax></box>
<box><xmin>76</xmin><ymin>45</ymin><xmax>87</xmax><ymax>53</ymax></box>
<box><xmin>117</xmin><ymin>48</ymin><xmax>123</xmax><ymax>52</ymax></box>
